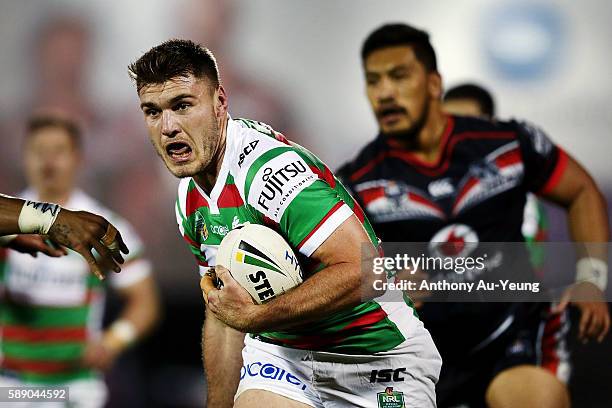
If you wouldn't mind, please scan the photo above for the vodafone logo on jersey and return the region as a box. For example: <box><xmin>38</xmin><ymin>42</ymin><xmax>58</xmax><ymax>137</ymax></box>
<box><xmin>428</xmin><ymin>223</ymin><xmax>479</xmax><ymax>258</ymax></box>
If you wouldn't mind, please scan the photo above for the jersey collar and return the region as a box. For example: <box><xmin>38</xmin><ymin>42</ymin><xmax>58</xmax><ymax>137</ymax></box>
<box><xmin>192</xmin><ymin>115</ymin><xmax>237</xmax><ymax>215</ymax></box>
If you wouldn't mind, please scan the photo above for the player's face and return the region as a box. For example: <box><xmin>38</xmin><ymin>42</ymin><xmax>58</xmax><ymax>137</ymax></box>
<box><xmin>138</xmin><ymin>75</ymin><xmax>226</xmax><ymax>178</ymax></box>
<box><xmin>443</xmin><ymin>98</ymin><xmax>485</xmax><ymax>117</ymax></box>
<box><xmin>24</xmin><ymin>127</ymin><xmax>80</xmax><ymax>196</ymax></box>
<box><xmin>365</xmin><ymin>46</ymin><xmax>437</xmax><ymax>136</ymax></box>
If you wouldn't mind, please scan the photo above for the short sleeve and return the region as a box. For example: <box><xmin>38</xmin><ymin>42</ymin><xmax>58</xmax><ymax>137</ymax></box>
<box><xmin>245</xmin><ymin>149</ymin><xmax>353</xmax><ymax>257</ymax></box>
<box><xmin>514</xmin><ymin>120</ymin><xmax>569</xmax><ymax>194</ymax></box>
<box><xmin>108</xmin><ymin>216</ymin><xmax>152</xmax><ymax>288</ymax></box>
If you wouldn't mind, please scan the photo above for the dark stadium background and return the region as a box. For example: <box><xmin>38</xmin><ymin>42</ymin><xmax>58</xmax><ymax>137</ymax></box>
<box><xmin>1</xmin><ymin>0</ymin><xmax>611</xmax><ymax>407</ymax></box>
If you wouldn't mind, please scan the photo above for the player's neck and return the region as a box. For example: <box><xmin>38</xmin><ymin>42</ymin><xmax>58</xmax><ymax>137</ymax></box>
<box><xmin>193</xmin><ymin>115</ymin><xmax>228</xmax><ymax>194</ymax></box>
<box><xmin>413</xmin><ymin>107</ymin><xmax>447</xmax><ymax>162</ymax></box>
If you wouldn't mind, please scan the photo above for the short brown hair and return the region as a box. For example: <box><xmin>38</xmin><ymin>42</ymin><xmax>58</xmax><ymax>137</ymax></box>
<box><xmin>128</xmin><ymin>39</ymin><xmax>220</xmax><ymax>93</ymax></box>
<box><xmin>26</xmin><ymin>114</ymin><xmax>82</xmax><ymax>149</ymax></box>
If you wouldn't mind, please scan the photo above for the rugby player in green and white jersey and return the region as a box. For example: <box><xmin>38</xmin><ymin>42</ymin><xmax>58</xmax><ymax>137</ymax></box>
<box><xmin>0</xmin><ymin>115</ymin><xmax>160</xmax><ymax>408</ymax></box>
<box><xmin>129</xmin><ymin>40</ymin><xmax>441</xmax><ymax>408</ymax></box>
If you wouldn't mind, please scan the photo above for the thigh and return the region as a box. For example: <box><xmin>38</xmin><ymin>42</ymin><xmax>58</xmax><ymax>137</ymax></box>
<box><xmin>236</xmin><ymin>337</ymin><xmax>323</xmax><ymax>408</ymax></box>
<box><xmin>235</xmin><ymin>389</ymin><xmax>314</xmax><ymax>408</ymax></box>
<box><xmin>486</xmin><ymin>365</ymin><xmax>569</xmax><ymax>408</ymax></box>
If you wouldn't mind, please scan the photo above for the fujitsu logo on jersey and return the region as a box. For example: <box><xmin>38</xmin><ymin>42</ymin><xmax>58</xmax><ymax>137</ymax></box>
<box><xmin>257</xmin><ymin>161</ymin><xmax>308</xmax><ymax>211</ymax></box>
<box><xmin>249</xmin><ymin>152</ymin><xmax>317</xmax><ymax>222</ymax></box>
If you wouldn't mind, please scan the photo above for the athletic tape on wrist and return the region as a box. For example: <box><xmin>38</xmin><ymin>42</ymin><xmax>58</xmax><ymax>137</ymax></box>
<box><xmin>110</xmin><ymin>319</ymin><xmax>137</xmax><ymax>344</ymax></box>
<box><xmin>17</xmin><ymin>200</ymin><xmax>61</xmax><ymax>234</ymax></box>
<box><xmin>576</xmin><ymin>257</ymin><xmax>608</xmax><ymax>291</ymax></box>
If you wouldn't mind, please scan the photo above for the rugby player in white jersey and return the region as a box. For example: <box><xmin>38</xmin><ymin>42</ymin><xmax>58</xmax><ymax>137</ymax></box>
<box><xmin>0</xmin><ymin>115</ymin><xmax>160</xmax><ymax>407</ymax></box>
<box><xmin>129</xmin><ymin>40</ymin><xmax>441</xmax><ymax>407</ymax></box>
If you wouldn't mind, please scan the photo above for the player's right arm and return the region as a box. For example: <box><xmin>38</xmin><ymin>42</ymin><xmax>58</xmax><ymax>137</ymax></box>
<box><xmin>202</xmin><ymin>306</ymin><xmax>245</xmax><ymax>407</ymax></box>
<box><xmin>0</xmin><ymin>193</ymin><xmax>128</xmax><ymax>279</ymax></box>
<box><xmin>174</xmin><ymin>185</ymin><xmax>245</xmax><ymax>408</ymax></box>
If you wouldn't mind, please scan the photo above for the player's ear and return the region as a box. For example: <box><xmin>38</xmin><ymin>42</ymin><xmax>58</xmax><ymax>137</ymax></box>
<box><xmin>213</xmin><ymin>85</ymin><xmax>228</xmax><ymax>118</ymax></box>
<box><xmin>428</xmin><ymin>71</ymin><xmax>443</xmax><ymax>100</ymax></box>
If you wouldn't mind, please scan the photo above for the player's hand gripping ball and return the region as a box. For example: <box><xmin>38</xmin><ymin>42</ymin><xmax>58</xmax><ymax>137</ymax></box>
<box><xmin>202</xmin><ymin>223</ymin><xmax>303</xmax><ymax>304</ymax></box>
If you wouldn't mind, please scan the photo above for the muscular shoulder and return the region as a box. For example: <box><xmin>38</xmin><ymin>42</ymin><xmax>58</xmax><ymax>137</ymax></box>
<box><xmin>228</xmin><ymin>118</ymin><xmax>313</xmax><ymax>194</ymax></box>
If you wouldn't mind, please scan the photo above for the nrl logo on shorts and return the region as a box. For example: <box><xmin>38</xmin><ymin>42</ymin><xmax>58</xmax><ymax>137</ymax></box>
<box><xmin>377</xmin><ymin>386</ymin><xmax>405</xmax><ymax>408</ymax></box>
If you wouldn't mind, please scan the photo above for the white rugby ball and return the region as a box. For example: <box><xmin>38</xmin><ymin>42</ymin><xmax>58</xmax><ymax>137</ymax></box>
<box><xmin>216</xmin><ymin>223</ymin><xmax>303</xmax><ymax>304</ymax></box>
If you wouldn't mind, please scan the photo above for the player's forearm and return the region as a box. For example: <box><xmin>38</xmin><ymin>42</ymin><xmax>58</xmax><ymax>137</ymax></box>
<box><xmin>204</xmin><ymin>309</ymin><xmax>245</xmax><ymax>407</ymax></box>
<box><xmin>250</xmin><ymin>261</ymin><xmax>366</xmax><ymax>332</ymax></box>
<box><xmin>105</xmin><ymin>276</ymin><xmax>161</xmax><ymax>351</ymax></box>
<box><xmin>0</xmin><ymin>195</ymin><xmax>24</xmax><ymax>235</ymax></box>
<box><xmin>567</xmin><ymin>183</ymin><xmax>609</xmax><ymax>258</ymax></box>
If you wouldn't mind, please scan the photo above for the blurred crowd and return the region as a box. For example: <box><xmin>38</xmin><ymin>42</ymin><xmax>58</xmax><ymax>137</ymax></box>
<box><xmin>0</xmin><ymin>0</ymin><xmax>301</xmax><ymax>295</ymax></box>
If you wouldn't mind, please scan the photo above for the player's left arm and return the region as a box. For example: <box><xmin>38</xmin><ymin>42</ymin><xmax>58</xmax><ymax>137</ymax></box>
<box><xmin>82</xmin><ymin>260</ymin><xmax>160</xmax><ymax>370</ymax></box>
<box><xmin>206</xmin><ymin>146</ymin><xmax>381</xmax><ymax>332</ymax></box>
<box><xmin>81</xmin><ymin>217</ymin><xmax>160</xmax><ymax>370</ymax></box>
<box><xmin>541</xmin><ymin>152</ymin><xmax>610</xmax><ymax>342</ymax></box>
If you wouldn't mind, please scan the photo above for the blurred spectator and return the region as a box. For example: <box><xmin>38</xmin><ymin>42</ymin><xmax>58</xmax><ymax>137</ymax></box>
<box><xmin>0</xmin><ymin>114</ymin><xmax>160</xmax><ymax>407</ymax></box>
<box><xmin>179</xmin><ymin>0</ymin><xmax>302</xmax><ymax>143</ymax></box>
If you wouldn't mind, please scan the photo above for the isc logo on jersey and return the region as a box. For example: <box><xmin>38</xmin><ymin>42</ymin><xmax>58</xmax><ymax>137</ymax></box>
<box><xmin>216</xmin><ymin>223</ymin><xmax>303</xmax><ymax>304</ymax></box>
<box><xmin>249</xmin><ymin>152</ymin><xmax>317</xmax><ymax>222</ymax></box>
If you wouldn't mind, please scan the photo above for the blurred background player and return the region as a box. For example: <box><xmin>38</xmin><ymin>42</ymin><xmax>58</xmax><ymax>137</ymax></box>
<box><xmin>443</xmin><ymin>84</ymin><xmax>550</xmax><ymax>272</ymax></box>
<box><xmin>0</xmin><ymin>114</ymin><xmax>160</xmax><ymax>407</ymax></box>
<box><xmin>338</xmin><ymin>24</ymin><xmax>609</xmax><ymax>408</ymax></box>
<box><xmin>443</xmin><ymin>82</ymin><xmax>570</xmax><ymax>395</ymax></box>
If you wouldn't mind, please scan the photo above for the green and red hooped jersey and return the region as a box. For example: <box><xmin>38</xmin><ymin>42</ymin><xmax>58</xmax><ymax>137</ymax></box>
<box><xmin>0</xmin><ymin>190</ymin><xmax>151</xmax><ymax>383</ymax></box>
<box><xmin>175</xmin><ymin>117</ymin><xmax>422</xmax><ymax>354</ymax></box>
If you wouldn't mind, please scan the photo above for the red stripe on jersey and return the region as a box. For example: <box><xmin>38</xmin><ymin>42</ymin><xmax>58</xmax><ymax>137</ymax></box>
<box><xmin>309</xmin><ymin>165</ymin><xmax>337</xmax><ymax>188</ymax></box>
<box><xmin>352</xmin><ymin>201</ymin><xmax>366</xmax><ymax>223</ymax></box>
<box><xmin>338</xmin><ymin>307</ymin><xmax>388</xmax><ymax>331</ymax></box>
<box><xmin>539</xmin><ymin>149</ymin><xmax>569</xmax><ymax>195</ymax></box>
<box><xmin>2</xmin><ymin>326</ymin><xmax>87</xmax><ymax>343</ymax></box>
<box><xmin>453</xmin><ymin>177</ymin><xmax>479</xmax><ymax>211</ymax></box>
<box><xmin>495</xmin><ymin>149</ymin><xmax>522</xmax><ymax>168</ymax></box>
<box><xmin>407</xmin><ymin>192</ymin><xmax>444</xmax><ymax>213</ymax></box>
<box><xmin>1</xmin><ymin>357</ymin><xmax>76</xmax><ymax>374</ymax></box>
<box><xmin>297</xmin><ymin>201</ymin><xmax>344</xmax><ymax>250</ymax></box>
<box><xmin>274</xmin><ymin>131</ymin><xmax>291</xmax><ymax>145</ymax></box>
<box><xmin>183</xmin><ymin>234</ymin><xmax>198</xmax><ymax>248</ymax></box>
<box><xmin>541</xmin><ymin>312</ymin><xmax>563</xmax><ymax>376</ymax></box>
<box><xmin>262</xmin><ymin>215</ymin><xmax>279</xmax><ymax>229</ymax></box>
<box><xmin>185</xmin><ymin>185</ymin><xmax>208</xmax><ymax>217</ymax></box>
<box><xmin>217</xmin><ymin>183</ymin><xmax>244</xmax><ymax>208</ymax></box>
<box><xmin>360</xmin><ymin>187</ymin><xmax>386</xmax><ymax>206</ymax></box>
<box><xmin>385</xmin><ymin>115</ymin><xmax>455</xmax><ymax>168</ymax></box>
<box><xmin>391</xmin><ymin>130</ymin><xmax>517</xmax><ymax>177</ymax></box>
<box><xmin>350</xmin><ymin>152</ymin><xmax>388</xmax><ymax>182</ymax></box>
<box><xmin>266</xmin><ymin>307</ymin><xmax>388</xmax><ymax>349</ymax></box>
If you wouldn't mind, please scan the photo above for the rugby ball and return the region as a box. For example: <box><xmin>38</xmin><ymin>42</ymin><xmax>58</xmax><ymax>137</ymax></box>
<box><xmin>216</xmin><ymin>223</ymin><xmax>303</xmax><ymax>304</ymax></box>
